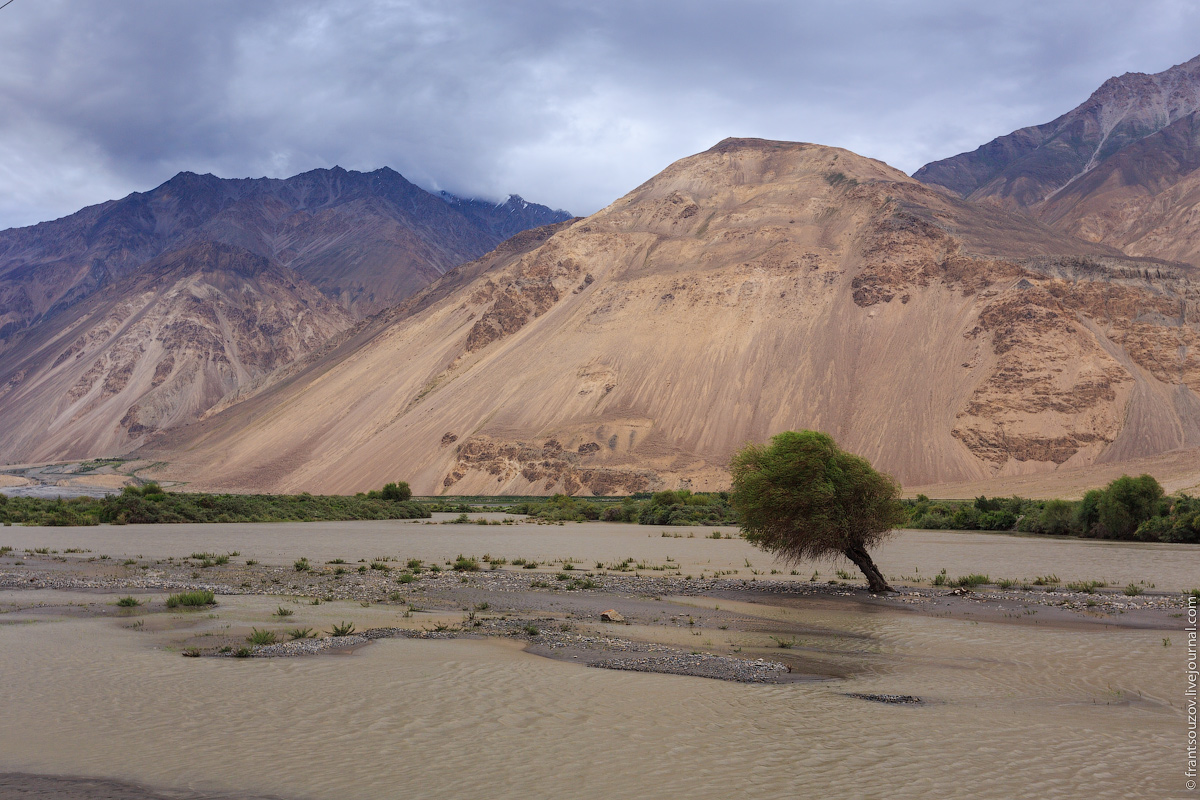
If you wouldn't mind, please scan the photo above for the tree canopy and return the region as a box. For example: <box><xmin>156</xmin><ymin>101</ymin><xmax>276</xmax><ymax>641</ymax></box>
<box><xmin>729</xmin><ymin>430</ymin><xmax>906</xmax><ymax>592</ymax></box>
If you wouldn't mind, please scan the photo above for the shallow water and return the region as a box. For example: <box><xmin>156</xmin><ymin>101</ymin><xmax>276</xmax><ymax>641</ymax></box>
<box><xmin>0</xmin><ymin>593</ymin><xmax>1183</xmax><ymax>800</ymax></box>
<box><xmin>1</xmin><ymin>516</ymin><xmax>1196</xmax><ymax>590</ymax></box>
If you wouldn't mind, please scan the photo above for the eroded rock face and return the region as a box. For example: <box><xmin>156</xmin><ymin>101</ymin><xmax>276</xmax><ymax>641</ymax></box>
<box><xmin>0</xmin><ymin>242</ymin><xmax>353</xmax><ymax>461</ymax></box>
<box><xmin>442</xmin><ymin>436</ymin><xmax>658</xmax><ymax>496</ymax></box>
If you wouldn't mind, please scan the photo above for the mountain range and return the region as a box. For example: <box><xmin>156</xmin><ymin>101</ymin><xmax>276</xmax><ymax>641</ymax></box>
<box><xmin>3</xmin><ymin>54</ymin><xmax>1200</xmax><ymax>496</ymax></box>
<box><xmin>0</xmin><ymin>168</ymin><xmax>569</xmax><ymax>462</ymax></box>
<box><xmin>140</xmin><ymin>134</ymin><xmax>1198</xmax><ymax>495</ymax></box>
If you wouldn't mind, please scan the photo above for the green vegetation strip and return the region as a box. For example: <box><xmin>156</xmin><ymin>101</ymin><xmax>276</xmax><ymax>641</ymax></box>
<box><xmin>504</xmin><ymin>490</ymin><xmax>739</xmax><ymax>525</ymax></box>
<box><xmin>0</xmin><ymin>482</ymin><xmax>429</xmax><ymax>526</ymax></box>
<box><xmin>904</xmin><ymin>474</ymin><xmax>1199</xmax><ymax>543</ymax></box>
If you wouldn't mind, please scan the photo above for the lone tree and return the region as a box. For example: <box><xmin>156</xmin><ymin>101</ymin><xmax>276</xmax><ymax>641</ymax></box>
<box><xmin>729</xmin><ymin>430</ymin><xmax>906</xmax><ymax>593</ymax></box>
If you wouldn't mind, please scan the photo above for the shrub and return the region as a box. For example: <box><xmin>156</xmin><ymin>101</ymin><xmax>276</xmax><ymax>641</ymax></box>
<box><xmin>1095</xmin><ymin>475</ymin><xmax>1164</xmax><ymax>539</ymax></box>
<box><xmin>247</xmin><ymin>628</ymin><xmax>278</xmax><ymax>645</ymax></box>
<box><xmin>379</xmin><ymin>482</ymin><xmax>412</xmax><ymax>502</ymax></box>
<box><xmin>1038</xmin><ymin>500</ymin><xmax>1075</xmax><ymax>536</ymax></box>
<box><xmin>453</xmin><ymin>555</ymin><xmax>480</xmax><ymax>572</ymax></box>
<box><xmin>166</xmin><ymin>589</ymin><xmax>216</xmax><ymax>608</ymax></box>
<box><xmin>329</xmin><ymin>621</ymin><xmax>356</xmax><ymax>636</ymax></box>
<box><xmin>116</xmin><ymin>596</ymin><xmax>142</xmax><ymax>607</ymax></box>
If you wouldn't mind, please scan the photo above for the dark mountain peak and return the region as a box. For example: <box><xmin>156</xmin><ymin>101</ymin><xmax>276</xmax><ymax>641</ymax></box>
<box><xmin>915</xmin><ymin>53</ymin><xmax>1200</xmax><ymax>207</ymax></box>
<box><xmin>439</xmin><ymin>190</ymin><xmax>572</xmax><ymax>239</ymax></box>
<box><xmin>0</xmin><ymin>162</ymin><xmax>572</xmax><ymax>344</ymax></box>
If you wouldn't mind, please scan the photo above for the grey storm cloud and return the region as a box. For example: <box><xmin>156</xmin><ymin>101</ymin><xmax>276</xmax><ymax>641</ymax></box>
<box><xmin>1</xmin><ymin>0</ymin><xmax>1199</xmax><ymax>229</ymax></box>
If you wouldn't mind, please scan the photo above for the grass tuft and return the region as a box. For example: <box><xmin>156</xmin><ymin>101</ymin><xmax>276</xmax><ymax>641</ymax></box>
<box><xmin>329</xmin><ymin>621</ymin><xmax>356</xmax><ymax>637</ymax></box>
<box><xmin>165</xmin><ymin>589</ymin><xmax>216</xmax><ymax>608</ymax></box>
<box><xmin>247</xmin><ymin>628</ymin><xmax>277</xmax><ymax>645</ymax></box>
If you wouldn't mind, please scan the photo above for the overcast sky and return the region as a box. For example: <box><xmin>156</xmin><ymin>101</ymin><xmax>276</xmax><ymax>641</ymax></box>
<box><xmin>1</xmin><ymin>0</ymin><xmax>1198</xmax><ymax>229</ymax></box>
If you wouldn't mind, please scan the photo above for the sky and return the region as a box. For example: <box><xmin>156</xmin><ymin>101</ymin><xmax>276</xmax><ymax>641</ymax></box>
<box><xmin>1</xmin><ymin>0</ymin><xmax>1199</xmax><ymax>230</ymax></box>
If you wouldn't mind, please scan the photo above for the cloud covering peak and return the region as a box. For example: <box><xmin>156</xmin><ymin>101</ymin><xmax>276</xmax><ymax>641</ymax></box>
<box><xmin>1</xmin><ymin>0</ymin><xmax>1198</xmax><ymax>229</ymax></box>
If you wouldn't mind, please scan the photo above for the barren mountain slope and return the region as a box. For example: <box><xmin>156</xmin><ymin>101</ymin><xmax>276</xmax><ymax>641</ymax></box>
<box><xmin>915</xmin><ymin>55</ymin><xmax>1200</xmax><ymax>208</ymax></box>
<box><xmin>140</xmin><ymin>139</ymin><xmax>1200</xmax><ymax>495</ymax></box>
<box><xmin>1037</xmin><ymin>111</ymin><xmax>1200</xmax><ymax>264</ymax></box>
<box><xmin>0</xmin><ymin>242</ymin><xmax>352</xmax><ymax>463</ymax></box>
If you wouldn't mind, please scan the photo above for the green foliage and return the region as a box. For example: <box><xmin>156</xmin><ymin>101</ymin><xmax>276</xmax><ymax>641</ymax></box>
<box><xmin>1037</xmin><ymin>500</ymin><xmax>1075</xmax><ymax>537</ymax></box>
<box><xmin>631</xmin><ymin>490</ymin><xmax>737</xmax><ymax>526</ymax></box>
<box><xmin>503</xmin><ymin>491</ymin><xmax>737</xmax><ymax>526</ymax></box>
<box><xmin>329</xmin><ymin>621</ymin><xmax>356</xmax><ymax>637</ymax></box>
<box><xmin>729</xmin><ymin>431</ymin><xmax>901</xmax><ymax>593</ymax></box>
<box><xmin>165</xmin><ymin>590</ymin><xmax>216</xmax><ymax>608</ymax></box>
<box><xmin>1095</xmin><ymin>475</ymin><xmax>1163</xmax><ymax>539</ymax></box>
<box><xmin>903</xmin><ymin>475</ymin><xmax>1197</xmax><ymax>544</ymax></box>
<box><xmin>453</xmin><ymin>555</ymin><xmax>480</xmax><ymax>572</ymax></box>
<box><xmin>1136</xmin><ymin>494</ymin><xmax>1200</xmax><ymax>543</ymax></box>
<box><xmin>906</xmin><ymin>495</ymin><xmax>1024</xmax><ymax>531</ymax></box>
<box><xmin>115</xmin><ymin>596</ymin><xmax>141</xmax><ymax>607</ymax></box>
<box><xmin>247</xmin><ymin>628</ymin><xmax>278</xmax><ymax>645</ymax></box>
<box><xmin>367</xmin><ymin>481</ymin><xmax>412</xmax><ymax>502</ymax></box>
<box><xmin>0</xmin><ymin>486</ymin><xmax>431</xmax><ymax>526</ymax></box>
<box><xmin>729</xmin><ymin>431</ymin><xmax>905</xmax><ymax>563</ymax></box>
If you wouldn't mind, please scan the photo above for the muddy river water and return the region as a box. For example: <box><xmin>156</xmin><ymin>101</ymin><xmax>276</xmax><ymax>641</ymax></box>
<box><xmin>0</xmin><ymin>518</ymin><xmax>1192</xmax><ymax>799</ymax></box>
<box><xmin>1</xmin><ymin>514</ymin><xmax>1196</xmax><ymax>590</ymax></box>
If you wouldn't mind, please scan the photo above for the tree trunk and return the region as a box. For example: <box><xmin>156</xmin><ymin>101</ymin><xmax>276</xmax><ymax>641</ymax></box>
<box><xmin>842</xmin><ymin>543</ymin><xmax>892</xmax><ymax>593</ymax></box>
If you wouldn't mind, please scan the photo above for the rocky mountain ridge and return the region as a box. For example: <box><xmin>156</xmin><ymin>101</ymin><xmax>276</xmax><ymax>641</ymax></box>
<box><xmin>0</xmin><ymin>167</ymin><xmax>570</xmax><ymax>462</ymax></box>
<box><xmin>915</xmin><ymin>54</ymin><xmax>1200</xmax><ymax>208</ymax></box>
<box><xmin>0</xmin><ymin>166</ymin><xmax>571</xmax><ymax>344</ymax></box>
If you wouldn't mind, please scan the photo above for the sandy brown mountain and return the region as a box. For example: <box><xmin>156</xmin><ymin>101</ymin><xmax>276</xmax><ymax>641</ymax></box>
<box><xmin>137</xmin><ymin>139</ymin><xmax>1200</xmax><ymax>495</ymax></box>
<box><xmin>0</xmin><ymin>242</ymin><xmax>352</xmax><ymax>463</ymax></box>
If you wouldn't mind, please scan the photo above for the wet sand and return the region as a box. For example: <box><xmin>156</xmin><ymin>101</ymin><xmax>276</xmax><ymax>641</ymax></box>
<box><xmin>0</xmin><ymin>519</ymin><xmax>1192</xmax><ymax>799</ymax></box>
